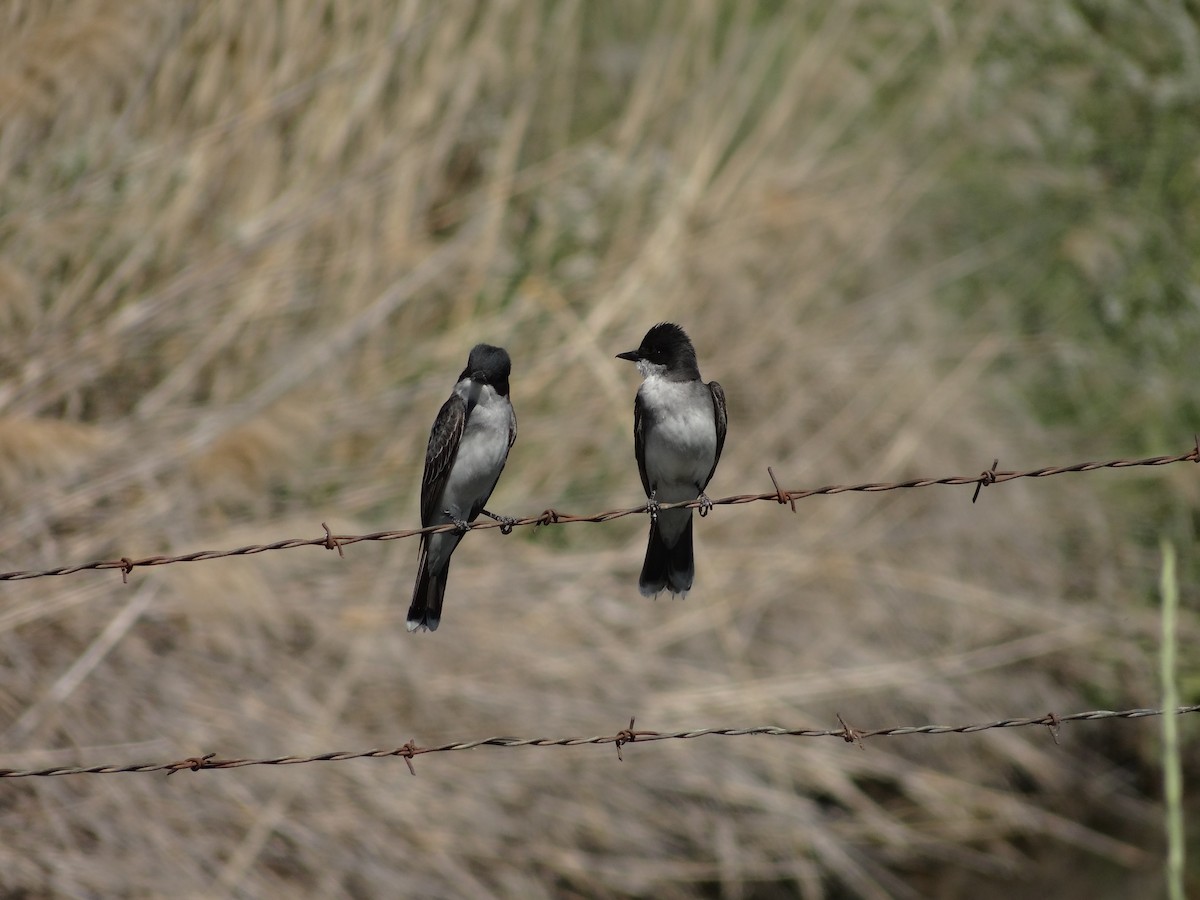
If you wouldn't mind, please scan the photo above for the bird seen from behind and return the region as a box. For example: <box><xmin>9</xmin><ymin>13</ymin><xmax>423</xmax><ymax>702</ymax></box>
<box><xmin>407</xmin><ymin>343</ymin><xmax>517</xmax><ymax>632</ymax></box>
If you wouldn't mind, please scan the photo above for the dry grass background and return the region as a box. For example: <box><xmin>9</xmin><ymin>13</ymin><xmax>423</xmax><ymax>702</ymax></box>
<box><xmin>0</xmin><ymin>1</ymin><xmax>1196</xmax><ymax>897</ymax></box>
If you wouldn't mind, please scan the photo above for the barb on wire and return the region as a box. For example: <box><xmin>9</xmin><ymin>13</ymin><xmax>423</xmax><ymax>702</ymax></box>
<box><xmin>1</xmin><ymin>442</ymin><xmax>1196</xmax><ymax>583</ymax></box>
<box><xmin>2</xmin><ymin>704</ymin><xmax>1197</xmax><ymax>779</ymax></box>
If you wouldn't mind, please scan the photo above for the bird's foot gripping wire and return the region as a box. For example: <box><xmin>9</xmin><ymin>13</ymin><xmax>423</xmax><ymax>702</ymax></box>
<box><xmin>443</xmin><ymin>510</ymin><xmax>472</xmax><ymax>534</ymax></box>
<box><xmin>646</xmin><ymin>490</ymin><xmax>660</xmax><ymax>526</ymax></box>
<box><xmin>481</xmin><ymin>509</ymin><xmax>517</xmax><ymax>535</ymax></box>
<box><xmin>697</xmin><ymin>491</ymin><xmax>713</xmax><ymax>518</ymax></box>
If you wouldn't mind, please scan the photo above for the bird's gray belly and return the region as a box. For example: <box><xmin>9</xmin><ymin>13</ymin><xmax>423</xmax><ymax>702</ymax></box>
<box><xmin>645</xmin><ymin>411</ymin><xmax>716</xmax><ymax>501</ymax></box>
<box><xmin>438</xmin><ymin>419</ymin><xmax>510</xmax><ymax>522</ymax></box>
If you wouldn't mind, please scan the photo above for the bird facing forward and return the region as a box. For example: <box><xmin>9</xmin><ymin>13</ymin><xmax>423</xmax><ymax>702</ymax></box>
<box><xmin>407</xmin><ymin>343</ymin><xmax>517</xmax><ymax>632</ymax></box>
<box><xmin>617</xmin><ymin>323</ymin><xmax>727</xmax><ymax>597</ymax></box>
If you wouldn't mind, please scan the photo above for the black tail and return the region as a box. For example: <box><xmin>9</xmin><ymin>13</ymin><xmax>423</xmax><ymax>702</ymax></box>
<box><xmin>407</xmin><ymin>539</ymin><xmax>450</xmax><ymax>632</ymax></box>
<box><xmin>638</xmin><ymin>515</ymin><xmax>694</xmax><ymax>597</ymax></box>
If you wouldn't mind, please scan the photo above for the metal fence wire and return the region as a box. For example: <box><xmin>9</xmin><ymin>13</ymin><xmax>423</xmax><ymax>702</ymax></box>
<box><xmin>1</xmin><ymin>441</ymin><xmax>1196</xmax><ymax>779</ymax></box>
<box><xmin>1</xmin><ymin>441</ymin><xmax>1196</xmax><ymax>583</ymax></box>
<box><xmin>2</xmin><ymin>706</ymin><xmax>1198</xmax><ymax>779</ymax></box>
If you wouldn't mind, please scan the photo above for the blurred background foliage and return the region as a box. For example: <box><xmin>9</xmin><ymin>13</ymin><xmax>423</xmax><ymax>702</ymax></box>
<box><xmin>0</xmin><ymin>1</ymin><xmax>1197</xmax><ymax>897</ymax></box>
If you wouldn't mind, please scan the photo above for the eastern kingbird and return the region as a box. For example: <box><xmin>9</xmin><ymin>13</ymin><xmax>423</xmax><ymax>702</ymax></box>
<box><xmin>617</xmin><ymin>323</ymin><xmax>727</xmax><ymax>597</ymax></box>
<box><xmin>407</xmin><ymin>343</ymin><xmax>517</xmax><ymax>632</ymax></box>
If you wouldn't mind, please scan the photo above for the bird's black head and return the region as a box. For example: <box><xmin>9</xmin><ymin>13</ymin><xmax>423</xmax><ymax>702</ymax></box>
<box><xmin>462</xmin><ymin>343</ymin><xmax>512</xmax><ymax>395</ymax></box>
<box><xmin>616</xmin><ymin>322</ymin><xmax>700</xmax><ymax>380</ymax></box>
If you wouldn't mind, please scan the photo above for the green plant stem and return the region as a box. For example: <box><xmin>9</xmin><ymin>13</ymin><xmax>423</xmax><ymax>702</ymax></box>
<box><xmin>1160</xmin><ymin>538</ymin><xmax>1184</xmax><ymax>900</ymax></box>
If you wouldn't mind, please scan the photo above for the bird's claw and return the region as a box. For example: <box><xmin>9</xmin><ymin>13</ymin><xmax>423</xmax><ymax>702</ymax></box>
<box><xmin>698</xmin><ymin>491</ymin><xmax>713</xmax><ymax>518</ymax></box>
<box><xmin>443</xmin><ymin>509</ymin><xmax>471</xmax><ymax>534</ymax></box>
<box><xmin>646</xmin><ymin>492</ymin><xmax>660</xmax><ymax>526</ymax></box>
<box><xmin>481</xmin><ymin>509</ymin><xmax>518</xmax><ymax>535</ymax></box>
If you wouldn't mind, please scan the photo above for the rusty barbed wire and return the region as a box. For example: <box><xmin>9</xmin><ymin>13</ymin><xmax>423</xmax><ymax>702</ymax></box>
<box><xmin>1</xmin><ymin>441</ymin><xmax>1196</xmax><ymax>583</ymax></box>
<box><xmin>2</xmin><ymin>704</ymin><xmax>1196</xmax><ymax>778</ymax></box>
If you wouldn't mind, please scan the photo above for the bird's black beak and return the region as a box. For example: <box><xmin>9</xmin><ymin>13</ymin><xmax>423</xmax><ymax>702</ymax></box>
<box><xmin>616</xmin><ymin>350</ymin><xmax>640</xmax><ymax>362</ymax></box>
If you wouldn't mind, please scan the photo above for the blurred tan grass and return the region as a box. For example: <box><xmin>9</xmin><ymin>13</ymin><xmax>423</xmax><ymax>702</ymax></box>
<box><xmin>0</xmin><ymin>2</ymin><xmax>1191</xmax><ymax>898</ymax></box>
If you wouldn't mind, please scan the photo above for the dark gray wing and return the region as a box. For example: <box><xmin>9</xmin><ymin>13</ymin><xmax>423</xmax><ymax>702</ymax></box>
<box><xmin>420</xmin><ymin>393</ymin><xmax>467</xmax><ymax>525</ymax></box>
<box><xmin>633</xmin><ymin>389</ymin><xmax>652</xmax><ymax>497</ymax></box>
<box><xmin>703</xmin><ymin>380</ymin><xmax>727</xmax><ymax>490</ymax></box>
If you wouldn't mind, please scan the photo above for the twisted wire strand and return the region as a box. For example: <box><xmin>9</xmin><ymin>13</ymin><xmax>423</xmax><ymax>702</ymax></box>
<box><xmin>1</xmin><ymin>442</ymin><xmax>1196</xmax><ymax>583</ymax></box>
<box><xmin>2</xmin><ymin>705</ymin><xmax>1196</xmax><ymax>778</ymax></box>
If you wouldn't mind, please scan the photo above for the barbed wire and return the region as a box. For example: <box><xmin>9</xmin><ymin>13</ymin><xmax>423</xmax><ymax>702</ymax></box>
<box><xmin>2</xmin><ymin>704</ymin><xmax>1196</xmax><ymax>778</ymax></box>
<box><xmin>1</xmin><ymin>441</ymin><xmax>1195</xmax><ymax>583</ymax></box>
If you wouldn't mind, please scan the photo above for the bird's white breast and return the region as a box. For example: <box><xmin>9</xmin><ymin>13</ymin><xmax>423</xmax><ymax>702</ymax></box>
<box><xmin>640</xmin><ymin>376</ymin><xmax>717</xmax><ymax>502</ymax></box>
<box><xmin>439</xmin><ymin>381</ymin><xmax>513</xmax><ymax>520</ymax></box>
